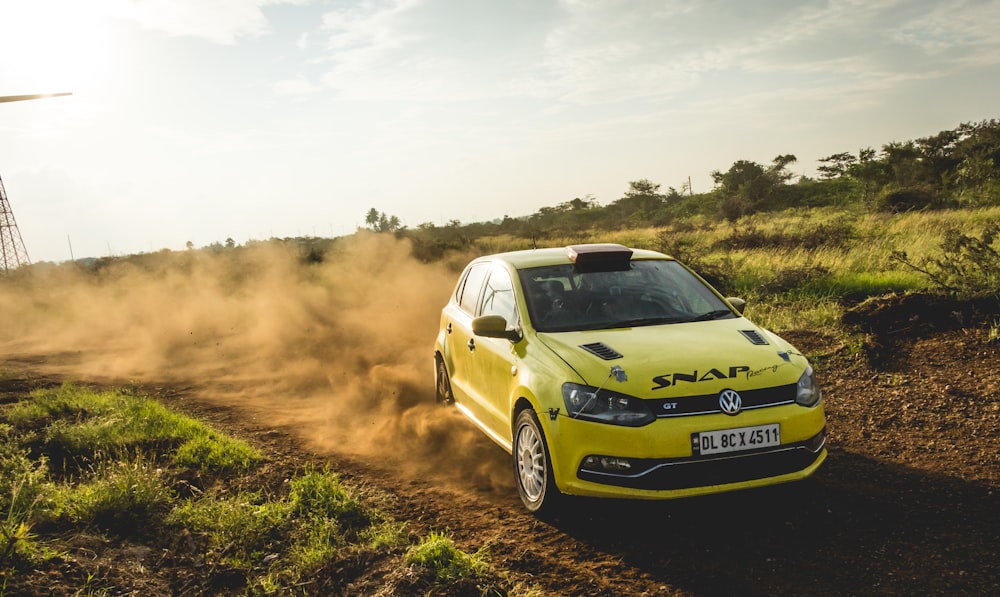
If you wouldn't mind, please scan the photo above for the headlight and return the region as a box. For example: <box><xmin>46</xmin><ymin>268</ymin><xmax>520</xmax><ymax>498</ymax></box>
<box><xmin>795</xmin><ymin>366</ymin><xmax>823</xmax><ymax>407</ymax></box>
<box><xmin>562</xmin><ymin>383</ymin><xmax>655</xmax><ymax>427</ymax></box>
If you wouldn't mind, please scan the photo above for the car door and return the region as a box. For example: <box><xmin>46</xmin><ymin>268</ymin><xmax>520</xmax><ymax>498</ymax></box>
<box><xmin>468</xmin><ymin>265</ymin><xmax>521</xmax><ymax>445</ymax></box>
<box><xmin>442</xmin><ymin>262</ymin><xmax>489</xmax><ymax>409</ymax></box>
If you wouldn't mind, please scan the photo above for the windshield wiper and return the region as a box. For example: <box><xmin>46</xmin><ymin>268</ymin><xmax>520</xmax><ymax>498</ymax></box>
<box><xmin>686</xmin><ymin>309</ymin><xmax>734</xmax><ymax>322</ymax></box>
<box><xmin>591</xmin><ymin>316</ymin><xmax>684</xmax><ymax>330</ymax></box>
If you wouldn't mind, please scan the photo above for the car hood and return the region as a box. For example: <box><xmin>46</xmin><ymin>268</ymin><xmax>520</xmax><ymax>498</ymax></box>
<box><xmin>535</xmin><ymin>318</ymin><xmax>809</xmax><ymax>397</ymax></box>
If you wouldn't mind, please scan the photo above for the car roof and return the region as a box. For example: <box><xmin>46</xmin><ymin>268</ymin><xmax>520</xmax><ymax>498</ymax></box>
<box><xmin>472</xmin><ymin>244</ymin><xmax>674</xmax><ymax>270</ymax></box>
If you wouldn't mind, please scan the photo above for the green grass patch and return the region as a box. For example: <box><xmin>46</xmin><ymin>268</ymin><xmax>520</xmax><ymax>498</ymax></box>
<box><xmin>0</xmin><ymin>382</ymin><xmax>427</xmax><ymax>594</ymax></box>
<box><xmin>167</xmin><ymin>467</ymin><xmax>392</xmax><ymax>592</ymax></box>
<box><xmin>172</xmin><ymin>432</ymin><xmax>262</xmax><ymax>473</ymax></box>
<box><xmin>403</xmin><ymin>530</ymin><xmax>490</xmax><ymax>584</ymax></box>
<box><xmin>8</xmin><ymin>384</ymin><xmax>261</xmax><ymax>474</ymax></box>
<box><xmin>50</xmin><ymin>453</ymin><xmax>174</xmax><ymax>536</ymax></box>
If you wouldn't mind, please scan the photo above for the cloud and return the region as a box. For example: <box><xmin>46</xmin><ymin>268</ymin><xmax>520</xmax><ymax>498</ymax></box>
<box><xmin>273</xmin><ymin>75</ymin><xmax>323</xmax><ymax>97</ymax></box>
<box><xmin>313</xmin><ymin>0</ymin><xmax>563</xmax><ymax>101</ymax></box>
<box><xmin>105</xmin><ymin>0</ymin><xmax>308</xmax><ymax>45</ymax></box>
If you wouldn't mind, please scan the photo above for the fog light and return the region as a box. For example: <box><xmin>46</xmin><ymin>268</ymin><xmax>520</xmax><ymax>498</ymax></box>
<box><xmin>806</xmin><ymin>428</ymin><xmax>827</xmax><ymax>452</ymax></box>
<box><xmin>582</xmin><ymin>455</ymin><xmax>632</xmax><ymax>472</ymax></box>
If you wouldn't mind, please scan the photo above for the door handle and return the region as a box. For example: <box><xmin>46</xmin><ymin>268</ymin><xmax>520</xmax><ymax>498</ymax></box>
<box><xmin>446</xmin><ymin>323</ymin><xmax>453</xmax><ymax>334</ymax></box>
<box><xmin>467</xmin><ymin>339</ymin><xmax>476</xmax><ymax>351</ymax></box>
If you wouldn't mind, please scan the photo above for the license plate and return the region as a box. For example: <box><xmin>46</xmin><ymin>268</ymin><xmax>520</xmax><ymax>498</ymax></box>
<box><xmin>692</xmin><ymin>424</ymin><xmax>780</xmax><ymax>456</ymax></box>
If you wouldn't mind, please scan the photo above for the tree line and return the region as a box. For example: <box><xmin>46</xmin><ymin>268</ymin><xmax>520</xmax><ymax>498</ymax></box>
<box><xmin>365</xmin><ymin>118</ymin><xmax>998</xmax><ymax>256</ymax></box>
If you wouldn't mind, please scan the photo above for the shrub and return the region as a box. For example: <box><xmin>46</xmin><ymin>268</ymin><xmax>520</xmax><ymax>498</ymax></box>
<box><xmin>874</xmin><ymin>184</ymin><xmax>941</xmax><ymax>212</ymax></box>
<box><xmin>892</xmin><ymin>224</ymin><xmax>1000</xmax><ymax>298</ymax></box>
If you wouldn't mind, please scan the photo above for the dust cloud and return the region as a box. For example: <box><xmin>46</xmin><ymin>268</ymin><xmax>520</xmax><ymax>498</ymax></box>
<box><xmin>0</xmin><ymin>233</ymin><xmax>513</xmax><ymax>492</ymax></box>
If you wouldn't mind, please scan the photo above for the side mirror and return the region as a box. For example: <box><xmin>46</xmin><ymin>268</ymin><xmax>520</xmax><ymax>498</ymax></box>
<box><xmin>726</xmin><ymin>297</ymin><xmax>746</xmax><ymax>314</ymax></box>
<box><xmin>472</xmin><ymin>315</ymin><xmax>522</xmax><ymax>342</ymax></box>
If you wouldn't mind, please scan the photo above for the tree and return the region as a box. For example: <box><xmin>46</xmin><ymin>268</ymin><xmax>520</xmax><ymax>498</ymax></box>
<box><xmin>364</xmin><ymin>208</ymin><xmax>403</xmax><ymax>233</ymax></box>
<box><xmin>609</xmin><ymin>179</ymin><xmax>666</xmax><ymax>224</ymax></box>
<box><xmin>712</xmin><ymin>155</ymin><xmax>798</xmax><ymax>220</ymax></box>
<box><xmin>817</xmin><ymin>152</ymin><xmax>857</xmax><ymax>179</ymax></box>
<box><xmin>769</xmin><ymin>154</ymin><xmax>798</xmax><ymax>183</ymax></box>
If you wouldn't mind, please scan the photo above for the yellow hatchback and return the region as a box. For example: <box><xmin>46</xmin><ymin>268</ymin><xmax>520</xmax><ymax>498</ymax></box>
<box><xmin>434</xmin><ymin>244</ymin><xmax>827</xmax><ymax>514</ymax></box>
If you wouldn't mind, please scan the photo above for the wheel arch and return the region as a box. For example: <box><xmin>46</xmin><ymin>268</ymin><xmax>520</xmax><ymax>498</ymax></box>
<box><xmin>510</xmin><ymin>394</ymin><xmax>567</xmax><ymax>492</ymax></box>
<box><xmin>512</xmin><ymin>396</ymin><xmax>534</xmax><ymax>419</ymax></box>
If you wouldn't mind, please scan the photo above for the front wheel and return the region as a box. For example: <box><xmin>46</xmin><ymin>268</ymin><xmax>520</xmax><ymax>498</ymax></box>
<box><xmin>512</xmin><ymin>409</ymin><xmax>561</xmax><ymax>515</ymax></box>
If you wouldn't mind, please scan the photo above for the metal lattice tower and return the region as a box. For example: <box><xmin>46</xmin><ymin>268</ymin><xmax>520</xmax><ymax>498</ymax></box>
<box><xmin>0</xmin><ymin>92</ymin><xmax>70</xmax><ymax>271</ymax></box>
<box><xmin>0</xmin><ymin>174</ymin><xmax>31</xmax><ymax>270</ymax></box>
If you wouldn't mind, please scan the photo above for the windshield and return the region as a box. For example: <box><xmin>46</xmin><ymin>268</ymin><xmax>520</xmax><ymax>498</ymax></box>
<box><xmin>518</xmin><ymin>259</ymin><xmax>735</xmax><ymax>333</ymax></box>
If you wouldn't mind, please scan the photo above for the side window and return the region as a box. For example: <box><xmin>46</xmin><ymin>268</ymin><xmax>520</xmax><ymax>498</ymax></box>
<box><xmin>481</xmin><ymin>267</ymin><xmax>518</xmax><ymax>326</ymax></box>
<box><xmin>458</xmin><ymin>263</ymin><xmax>489</xmax><ymax>315</ymax></box>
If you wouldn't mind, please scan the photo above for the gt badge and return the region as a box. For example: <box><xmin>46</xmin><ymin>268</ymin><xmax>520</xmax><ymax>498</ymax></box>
<box><xmin>719</xmin><ymin>389</ymin><xmax>742</xmax><ymax>416</ymax></box>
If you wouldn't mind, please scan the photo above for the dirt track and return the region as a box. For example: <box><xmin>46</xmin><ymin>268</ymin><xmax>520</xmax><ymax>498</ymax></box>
<box><xmin>3</xmin><ymin>324</ymin><xmax>998</xmax><ymax>596</ymax></box>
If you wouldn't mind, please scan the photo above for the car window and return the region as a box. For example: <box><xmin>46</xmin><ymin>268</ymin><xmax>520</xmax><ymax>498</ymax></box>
<box><xmin>481</xmin><ymin>267</ymin><xmax>518</xmax><ymax>326</ymax></box>
<box><xmin>457</xmin><ymin>263</ymin><xmax>489</xmax><ymax>315</ymax></box>
<box><xmin>519</xmin><ymin>259</ymin><xmax>733</xmax><ymax>332</ymax></box>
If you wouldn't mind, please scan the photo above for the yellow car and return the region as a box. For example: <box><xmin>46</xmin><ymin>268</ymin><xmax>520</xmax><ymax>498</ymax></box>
<box><xmin>434</xmin><ymin>243</ymin><xmax>826</xmax><ymax>514</ymax></box>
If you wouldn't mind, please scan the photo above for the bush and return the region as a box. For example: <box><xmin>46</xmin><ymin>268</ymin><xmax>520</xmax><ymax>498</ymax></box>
<box><xmin>874</xmin><ymin>184</ymin><xmax>942</xmax><ymax>212</ymax></box>
<box><xmin>892</xmin><ymin>224</ymin><xmax>1000</xmax><ymax>298</ymax></box>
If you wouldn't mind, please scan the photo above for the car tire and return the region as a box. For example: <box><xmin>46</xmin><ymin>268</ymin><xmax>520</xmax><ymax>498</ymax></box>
<box><xmin>513</xmin><ymin>408</ymin><xmax>561</xmax><ymax>515</ymax></box>
<box><xmin>435</xmin><ymin>357</ymin><xmax>454</xmax><ymax>405</ymax></box>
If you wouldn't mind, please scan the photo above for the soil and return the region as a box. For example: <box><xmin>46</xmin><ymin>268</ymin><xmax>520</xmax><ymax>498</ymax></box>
<box><xmin>2</xmin><ymin>295</ymin><xmax>998</xmax><ymax>596</ymax></box>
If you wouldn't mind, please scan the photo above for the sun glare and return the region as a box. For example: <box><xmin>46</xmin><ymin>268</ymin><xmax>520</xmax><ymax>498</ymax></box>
<box><xmin>0</xmin><ymin>2</ymin><xmax>111</xmax><ymax>96</ymax></box>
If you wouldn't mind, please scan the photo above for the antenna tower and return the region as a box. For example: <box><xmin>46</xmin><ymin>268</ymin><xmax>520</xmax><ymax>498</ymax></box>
<box><xmin>0</xmin><ymin>92</ymin><xmax>71</xmax><ymax>271</ymax></box>
<box><xmin>0</xmin><ymin>174</ymin><xmax>31</xmax><ymax>270</ymax></box>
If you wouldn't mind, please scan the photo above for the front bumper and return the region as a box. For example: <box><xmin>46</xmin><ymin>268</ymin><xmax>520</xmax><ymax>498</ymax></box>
<box><xmin>545</xmin><ymin>402</ymin><xmax>827</xmax><ymax>499</ymax></box>
<box><xmin>577</xmin><ymin>428</ymin><xmax>825</xmax><ymax>490</ymax></box>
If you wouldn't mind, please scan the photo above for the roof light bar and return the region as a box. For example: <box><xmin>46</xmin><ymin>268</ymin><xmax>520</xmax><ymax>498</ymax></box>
<box><xmin>566</xmin><ymin>244</ymin><xmax>633</xmax><ymax>273</ymax></box>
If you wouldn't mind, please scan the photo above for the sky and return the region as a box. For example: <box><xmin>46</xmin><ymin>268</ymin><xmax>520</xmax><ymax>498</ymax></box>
<box><xmin>1</xmin><ymin>0</ymin><xmax>998</xmax><ymax>263</ymax></box>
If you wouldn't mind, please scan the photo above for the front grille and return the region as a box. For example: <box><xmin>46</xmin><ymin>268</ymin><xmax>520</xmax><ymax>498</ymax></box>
<box><xmin>577</xmin><ymin>429</ymin><xmax>826</xmax><ymax>491</ymax></box>
<box><xmin>579</xmin><ymin>342</ymin><xmax>623</xmax><ymax>360</ymax></box>
<box><xmin>649</xmin><ymin>384</ymin><xmax>796</xmax><ymax>418</ymax></box>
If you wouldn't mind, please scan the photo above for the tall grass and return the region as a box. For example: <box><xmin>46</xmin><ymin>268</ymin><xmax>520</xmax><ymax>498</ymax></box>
<box><xmin>505</xmin><ymin>206</ymin><xmax>1000</xmax><ymax>312</ymax></box>
<box><xmin>444</xmin><ymin>206</ymin><xmax>1000</xmax><ymax>339</ymax></box>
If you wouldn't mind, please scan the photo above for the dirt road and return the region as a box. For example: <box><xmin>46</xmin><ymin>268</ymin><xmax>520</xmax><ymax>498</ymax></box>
<box><xmin>5</xmin><ymin>324</ymin><xmax>996</xmax><ymax>596</ymax></box>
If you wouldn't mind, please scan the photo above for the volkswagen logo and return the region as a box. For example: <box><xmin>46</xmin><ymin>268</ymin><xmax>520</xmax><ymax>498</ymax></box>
<box><xmin>719</xmin><ymin>389</ymin><xmax>742</xmax><ymax>415</ymax></box>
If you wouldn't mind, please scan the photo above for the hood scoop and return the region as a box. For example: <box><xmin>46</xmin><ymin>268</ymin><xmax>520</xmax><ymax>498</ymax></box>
<box><xmin>579</xmin><ymin>342</ymin><xmax>623</xmax><ymax>360</ymax></box>
<box><xmin>740</xmin><ymin>329</ymin><xmax>769</xmax><ymax>345</ymax></box>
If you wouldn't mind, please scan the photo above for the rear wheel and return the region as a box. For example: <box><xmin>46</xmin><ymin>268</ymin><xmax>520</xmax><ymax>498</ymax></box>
<box><xmin>435</xmin><ymin>357</ymin><xmax>454</xmax><ymax>405</ymax></box>
<box><xmin>512</xmin><ymin>409</ymin><xmax>561</xmax><ymax>515</ymax></box>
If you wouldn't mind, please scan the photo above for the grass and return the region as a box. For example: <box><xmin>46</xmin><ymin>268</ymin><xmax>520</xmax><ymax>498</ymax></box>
<box><xmin>507</xmin><ymin>205</ymin><xmax>1000</xmax><ymax>334</ymax></box>
<box><xmin>404</xmin><ymin>530</ymin><xmax>490</xmax><ymax>584</ymax></box>
<box><xmin>51</xmin><ymin>452</ymin><xmax>174</xmax><ymax>533</ymax></box>
<box><xmin>0</xmin><ymin>381</ymin><xmax>520</xmax><ymax>595</ymax></box>
<box><xmin>8</xmin><ymin>383</ymin><xmax>262</xmax><ymax>473</ymax></box>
